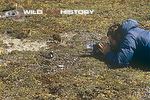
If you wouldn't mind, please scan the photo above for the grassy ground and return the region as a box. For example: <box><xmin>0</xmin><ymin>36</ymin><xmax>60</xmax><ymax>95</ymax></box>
<box><xmin>0</xmin><ymin>0</ymin><xmax>149</xmax><ymax>100</ymax></box>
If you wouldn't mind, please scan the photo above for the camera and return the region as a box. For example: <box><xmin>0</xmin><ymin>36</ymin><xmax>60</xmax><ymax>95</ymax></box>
<box><xmin>85</xmin><ymin>41</ymin><xmax>103</xmax><ymax>56</ymax></box>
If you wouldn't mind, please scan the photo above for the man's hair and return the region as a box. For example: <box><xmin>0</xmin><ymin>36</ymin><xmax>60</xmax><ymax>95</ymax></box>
<box><xmin>107</xmin><ymin>23</ymin><xmax>123</xmax><ymax>42</ymax></box>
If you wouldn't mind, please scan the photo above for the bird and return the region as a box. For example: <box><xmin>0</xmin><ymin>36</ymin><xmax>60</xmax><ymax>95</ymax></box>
<box><xmin>52</xmin><ymin>34</ymin><xmax>61</xmax><ymax>42</ymax></box>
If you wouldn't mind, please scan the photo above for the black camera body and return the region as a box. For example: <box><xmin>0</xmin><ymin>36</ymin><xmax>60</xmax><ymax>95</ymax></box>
<box><xmin>92</xmin><ymin>43</ymin><xmax>103</xmax><ymax>55</ymax></box>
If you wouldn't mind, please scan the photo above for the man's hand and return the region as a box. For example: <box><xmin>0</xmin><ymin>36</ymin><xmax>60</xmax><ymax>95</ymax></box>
<box><xmin>98</xmin><ymin>43</ymin><xmax>111</xmax><ymax>55</ymax></box>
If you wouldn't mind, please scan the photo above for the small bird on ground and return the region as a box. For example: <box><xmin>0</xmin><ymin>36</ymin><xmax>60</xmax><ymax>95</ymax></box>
<box><xmin>52</xmin><ymin>34</ymin><xmax>61</xmax><ymax>42</ymax></box>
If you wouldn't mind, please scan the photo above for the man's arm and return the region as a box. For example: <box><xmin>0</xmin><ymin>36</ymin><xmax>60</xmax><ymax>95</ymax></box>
<box><xmin>104</xmin><ymin>34</ymin><xmax>136</xmax><ymax>66</ymax></box>
<box><xmin>105</xmin><ymin>47</ymin><xmax>134</xmax><ymax>66</ymax></box>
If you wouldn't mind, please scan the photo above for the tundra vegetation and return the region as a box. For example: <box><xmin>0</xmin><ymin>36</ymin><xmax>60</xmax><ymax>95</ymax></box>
<box><xmin>0</xmin><ymin>0</ymin><xmax>149</xmax><ymax>99</ymax></box>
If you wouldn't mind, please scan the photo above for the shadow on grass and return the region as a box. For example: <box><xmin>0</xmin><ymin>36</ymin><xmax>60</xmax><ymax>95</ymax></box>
<box><xmin>80</xmin><ymin>54</ymin><xmax>150</xmax><ymax>71</ymax></box>
<box><xmin>130</xmin><ymin>62</ymin><xmax>150</xmax><ymax>71</ymax></box>
<box><xmin>107</xmin><ymin>63</ymin><xmax>150</xmax><ymax>71</ymax></box>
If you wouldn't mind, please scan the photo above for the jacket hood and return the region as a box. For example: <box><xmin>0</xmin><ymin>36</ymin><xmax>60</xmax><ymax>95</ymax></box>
<box><xmin>121</xmin><ymin>19</ymin><xmax>139</xmax><ymax>34</ymax></box>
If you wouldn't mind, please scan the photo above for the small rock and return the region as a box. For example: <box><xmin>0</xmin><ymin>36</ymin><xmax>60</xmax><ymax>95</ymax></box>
<box><xmin>40</xmin><ymin>51</ymin><xmax>54</xmax><ymax>59</ymax></box>
<box><xmin>57</xmin><ymin>65</ymin><xmax>65</xmax><ymax>69</ymax></box>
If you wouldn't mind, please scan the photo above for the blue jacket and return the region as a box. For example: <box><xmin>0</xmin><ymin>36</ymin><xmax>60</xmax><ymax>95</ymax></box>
<box><xmin>105</xmin><ymin>19</ymin><xmax>150</xmax><ymax>66</ymax></box>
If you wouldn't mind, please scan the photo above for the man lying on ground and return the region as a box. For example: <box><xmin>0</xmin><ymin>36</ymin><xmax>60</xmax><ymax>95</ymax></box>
<box><xmin>99</xmin><ymin>19</ymin><xmax>150</xmax><ymax>67</ymax></box>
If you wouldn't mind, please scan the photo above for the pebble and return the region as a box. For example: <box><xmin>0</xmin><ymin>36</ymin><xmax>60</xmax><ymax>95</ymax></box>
<box><xmin>57</xmin><ymin>65</ymin><xmax>65</xmax><ymax>69</ymax></box>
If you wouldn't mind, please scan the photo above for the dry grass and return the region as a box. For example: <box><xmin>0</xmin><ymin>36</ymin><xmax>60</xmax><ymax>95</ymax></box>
<box><xmin>0</xmin><ymin>0</ymin><xmax>149</xmax><ymax>99</ymax></box>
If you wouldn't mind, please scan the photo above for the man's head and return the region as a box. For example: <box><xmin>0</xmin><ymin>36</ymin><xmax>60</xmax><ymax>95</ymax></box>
<box><xmin>107</xmin><ymin>23</ymin><xmax>123</xmax><ymax>48</ymax></box>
